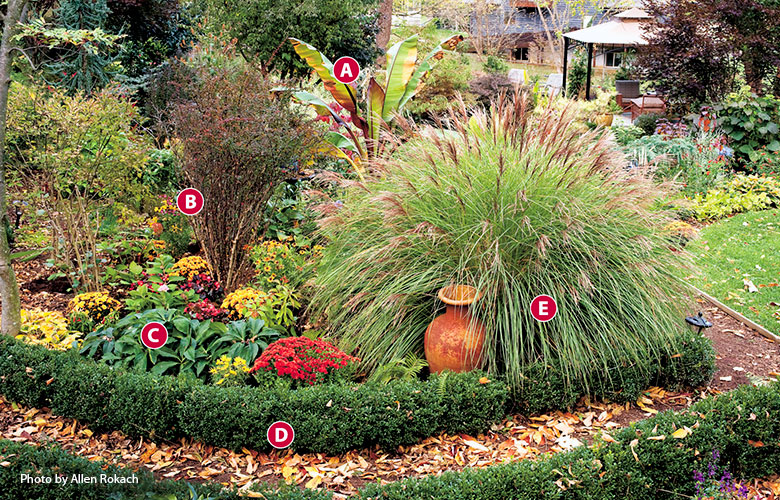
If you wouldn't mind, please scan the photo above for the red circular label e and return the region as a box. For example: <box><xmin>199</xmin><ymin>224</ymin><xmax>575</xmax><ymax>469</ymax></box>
<box><xmin>267</xmin><ymin>421</ymin><xmax>295</xmax><ymax>449</ymax></box>
<box><xmin>176</xmin><ymin>188</ymin><xmax>204</xmax><ymax>216</ymax></box>
<box><xmin>333</xmin><ymin>56</ymin><xmax>360</xmax><ymax>85</ymax></box>
<box><xmin>531</xmin><ymin>295</ymin><xmax>557</xmax><ymax>322</ymax></box>
<box><xmin>141</xmin><ymin>322</ymin><xmax>168</xmax><ymax>349</ymax></box>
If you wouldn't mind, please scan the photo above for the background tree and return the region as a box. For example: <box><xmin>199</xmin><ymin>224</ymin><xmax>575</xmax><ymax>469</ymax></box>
<box><xmin>469</xmin><ymin>0</ymin><xmax>513</xmax><ymax>60</ymax></box>
<box><xmin>639</xmin><ymin>0</ymin><xmax>780</xmax><ymax>112</ymax></box>
<box><xmin>42</xmin><ymin>0</ymin><xmax>120</xmax><ymax>93</ymax></box>
<box><xmin>199</xmin><ymin>0</ymin><xmax>380</xmax><ymax>79</ymax></box>
<box><xmin>376</xmin><ymin>0</ymin><xmax>392</xmax><ymax>61</ymax></box>
<box><xmin>712</xmin><ymin>0</ymin><xmax>780</xmax><ymax>95</ymax></box>
<box><xmin>105</xmin><ymin>0</ymin><xmax>195</xmax><ymax>80</ymax></box>
<box><xmin>0</xmin><ymin>0</ymin><xmax>28</xmax><ymax>335</ymax></box>
<box><xmin>534</xmin><ymin>0</ymin><xmax>624</xmax><ymax>69</ymax></box>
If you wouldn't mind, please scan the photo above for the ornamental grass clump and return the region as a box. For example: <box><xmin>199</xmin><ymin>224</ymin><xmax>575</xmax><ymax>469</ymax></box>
<box><xmin>310</xmin><ymin>95</ymin><xmax>694</xmax><ymax>391</ymax></box>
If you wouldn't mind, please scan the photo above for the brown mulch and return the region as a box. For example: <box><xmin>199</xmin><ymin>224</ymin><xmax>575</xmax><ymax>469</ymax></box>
<box><xmin>13</xmin><ymin>252</ymin><xmax>72</xmax><ymax>313</ymax></box>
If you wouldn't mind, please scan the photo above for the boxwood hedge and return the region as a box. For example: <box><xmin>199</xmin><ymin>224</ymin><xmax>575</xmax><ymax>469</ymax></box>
<box><xmin>2</xmin><ymin>381</ymin><xmax>777</xmax><ymax>500</ymax></box>
<box><xmin>0</xmin><ymin>329</ymin><xmax>714</xmax><ymax>454</ymax></box>
<box><xmin>357</xmin><ymin>381</ymin><xmax>780</xmax><ymax>500</ymax></box>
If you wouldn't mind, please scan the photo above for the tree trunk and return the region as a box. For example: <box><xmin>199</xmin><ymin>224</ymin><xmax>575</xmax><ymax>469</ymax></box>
<box><xmin>376</xmin><ymin>0</ymin><xmax>393</xmax><ymax>64</ymax></box>
<box><xmin>0</xmin><ymin>0</ymin><xmax>26</xmax><ymax>336</ymax></box>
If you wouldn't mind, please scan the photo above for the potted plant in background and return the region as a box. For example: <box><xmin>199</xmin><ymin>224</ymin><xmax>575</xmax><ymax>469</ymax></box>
<box><xmin>587</xmin><ymin>90</ymin><xmax>623</xmax><ymax>127</ymax></box>
<box><xmin>614</xmin><ymin>50</ymin><xmax>640</xmax><ymax>99</ymax></box>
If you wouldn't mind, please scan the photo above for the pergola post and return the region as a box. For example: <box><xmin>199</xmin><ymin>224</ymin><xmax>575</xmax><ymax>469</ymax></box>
<box><xmin>585</xmin><ymin>42</ymin><xmax>594</xmax><ymax>100</ymax></box>
<box><xmin>561</xmin><ymin>36</ymin><xmax>570</xmax><ymax>97</ymax></box>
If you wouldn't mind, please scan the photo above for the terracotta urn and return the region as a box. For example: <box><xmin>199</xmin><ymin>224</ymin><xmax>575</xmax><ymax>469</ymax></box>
<box><xmin>424</xmin><ymin>285</ymin><xmax>486</xmax><ymax>373</ymax></box>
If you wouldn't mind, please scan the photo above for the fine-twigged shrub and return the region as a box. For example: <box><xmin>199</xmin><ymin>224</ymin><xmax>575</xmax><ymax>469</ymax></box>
<box><xmin>311</xmin><ymin>96</ymin><xmax>694</xmax><ymax>391</ymax></box>
<box><xmin>169</xmin><ymin>60</ymin><xmax>317</xmax><ymax>291</ymax></box>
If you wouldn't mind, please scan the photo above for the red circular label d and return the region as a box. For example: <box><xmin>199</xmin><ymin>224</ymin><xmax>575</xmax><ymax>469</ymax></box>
<box><xmin>141</xmin><ymin>322</ymin><xmax>168</xmax><ymax>349</ymax></box>
<box><xmin>267</xmin><ymin>421</ymin><xmax>295</xmax><ymax>449</ymax></box>
<box><xmin>531</xmin><ymin>295</ymin><xmax>557</xmax><ymax>322</ymax></box>
<box><xmin>176</xmin><ymin>188</ymin><xmax>204</xmax><ymax>216</ymax></box>
<box><xmin>333</xmin><ymin>56</ymin><xmax>360</xmax><ymax>85</ymax></box>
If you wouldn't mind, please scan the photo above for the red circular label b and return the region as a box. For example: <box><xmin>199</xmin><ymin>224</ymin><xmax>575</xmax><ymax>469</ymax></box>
<box><xmin>267</xmin><ymin>421</ymin><xmax>295</xmax><ymax>449</ymax></box>
<box><xmin>176</xmin><ymin>188</ymin><xmax>204</xmax><ymax>216</ymax></box>
<box><xmin>141</xmin><ymin>322</ymin><xmax>168</xmax><ymax>349</ymax></box>
<box><xmin>333</xmin><ymin>56</ymin><xmax>360</xmax><ymax>85</ymax></box>
<box><xmin>531</xmin><ymin>295</ymin><xmax>557</xmax><ymax>322</ymax></box>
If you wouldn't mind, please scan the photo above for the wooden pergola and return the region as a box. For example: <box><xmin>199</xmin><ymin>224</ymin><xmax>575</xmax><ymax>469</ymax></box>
<box><xmin>561</xmin><ymin>8</ymin><xmax>651</xmax><ymax>99</ymax></box>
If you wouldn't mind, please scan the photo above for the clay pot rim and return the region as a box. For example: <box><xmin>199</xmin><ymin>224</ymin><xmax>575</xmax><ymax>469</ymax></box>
<box><xmin>438</xmin><ymin>284</ymin><xmax>481</xmax><ymax>306</ymax></box>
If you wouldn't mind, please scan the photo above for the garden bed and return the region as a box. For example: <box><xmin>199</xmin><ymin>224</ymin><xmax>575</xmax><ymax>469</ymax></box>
<box><xmin>0</xmin><ymin>300</ymin><xmax>774</xmax><ymax>496</ymax></box>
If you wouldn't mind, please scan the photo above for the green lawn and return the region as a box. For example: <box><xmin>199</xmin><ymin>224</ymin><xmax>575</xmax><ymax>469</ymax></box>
<box><xmin>687</xmin><ymin>210</ymin><xmax>780</xmax><ymax>335</ymax></box>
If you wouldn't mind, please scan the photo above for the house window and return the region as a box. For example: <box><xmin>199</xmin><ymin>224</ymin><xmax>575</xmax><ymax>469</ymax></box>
<box><xmin>605</xmin><ymin>49</ymin><xmax>624</xmax><ymax>68</ymax></box>
<box><xmin>513</xmin><ymin>47</ymin><xmax>530</xmax><ymax>61</ymax></box>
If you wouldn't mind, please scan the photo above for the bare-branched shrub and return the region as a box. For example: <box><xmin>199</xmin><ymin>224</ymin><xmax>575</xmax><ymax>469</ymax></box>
<box><xmin>170</xmin><ymin>61</ymin><xmax>316</xmax><ymax>291</ymax></box>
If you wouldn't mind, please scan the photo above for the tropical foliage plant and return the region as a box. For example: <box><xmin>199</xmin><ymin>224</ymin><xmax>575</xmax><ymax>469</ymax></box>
<box><xmin>310</xmin><ymin>95</ymin><xmax>693</xmax><ymax>391</ymax></box>
<box><xmin>288</xmin><ymin>33</ymin><xmax>463</xmax><ymax>177</ymax></box>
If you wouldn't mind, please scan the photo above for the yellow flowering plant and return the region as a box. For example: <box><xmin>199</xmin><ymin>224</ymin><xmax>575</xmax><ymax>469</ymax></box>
<box><xmin>172</xmin><ymin>256</ymin><xmax>212</xmax><ymax>281</ymax></box>
<box><xmin>210</xmin><ymin>355</ymin><xmax>251</xmax><ymax>386</ymax></box>
<box><xmin>221</xmin><ymin>288</ymin><xmax>268</xmax><ymax>321</ymax></box>
<box><xmin>249</xmin><ymin>237</ymin><xmax>323</xmax><ymax>288</ymax></box>
<box><xmin>221</xmin><ymin>286</ymin><xmax>301</xmax><ymax>330</ymax></box>
<box><xmin>69</xmin><ymin>291</ymin><xmax>121</xmax><ymax>324</ymax></box>
<box><xmin>17</xmin><ymin>309</ymin><xmax>82</xmax><ymax>351</ymax></box>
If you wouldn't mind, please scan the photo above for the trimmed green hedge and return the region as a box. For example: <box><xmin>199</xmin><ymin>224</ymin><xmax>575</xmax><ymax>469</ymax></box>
<box><xmin>2</xmin><ymin>381</ymin><xmax>777</xmax><ymax>500</ymax></box>
<box><xmin>0</xmin><ymin>336</ymin><xmax>508</xmax><ymax>454</ymax></box>
<box><xmin>357</xmin><ymin>381</ymin><xmax>780</xmax><ymax>500</ymax></box>
<box><xmin>0</xmin><ymin>440</ymin><xmax>327</xmax><ymax>500</ymax></box>
<box><xmin>0</xmin><ymin>329</ymin><xmax>714</xmax><ymax>454</ymax></box>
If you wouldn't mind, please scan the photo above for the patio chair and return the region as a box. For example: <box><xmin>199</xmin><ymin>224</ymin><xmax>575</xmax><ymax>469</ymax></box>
<box><xmin>543</xmin><ymin>73</ymin><xmax>563</xmax><ymax>96</ymax></box>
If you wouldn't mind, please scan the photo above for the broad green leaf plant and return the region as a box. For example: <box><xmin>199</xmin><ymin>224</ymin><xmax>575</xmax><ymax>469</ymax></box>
<box><xmin>288</xmin><ymin>34</ymin><xmax>464</xmax><ymax>178</ymax></box>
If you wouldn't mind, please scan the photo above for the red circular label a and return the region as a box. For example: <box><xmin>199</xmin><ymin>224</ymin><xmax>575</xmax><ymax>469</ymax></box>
<box><xmin>267</xmin><ymin>421</ymin><xmax>295</xmax><ymax>449</ymax></box>
<box><xmin>141</xmin><ymin>322</ymin><xmax>168</xmax><ymax>349</ymax></box>
<box><xmin>531</xmin><ymin>295</ymin><xmax>557</xmax><ymax>322</ymax></box>
<box><xmin>333</xmin><ymin>56</ymin><xmax>360</xmax><ymax>85</ymax></box>
<box><xmin>176</xmin><ymin>188</ymin><xmax>204</xmax><ymax>216</ymax></box>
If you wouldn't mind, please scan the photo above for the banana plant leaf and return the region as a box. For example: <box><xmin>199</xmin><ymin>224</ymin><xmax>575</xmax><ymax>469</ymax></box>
<box><xmin>315</xmin><ymin>137</ymin><xmax>364</xmax><ymax>180</ymax></box>
<box><xmin>382</xmin><ymin>35</ymin><xmax>419</xmax><ymax>121</ymax></box>
<box><xmin>367</xmin><ymin>78</ymin><xmax>387</xmax><ymax>156</ymax></box>
<box><xmin>289</xmin><ymin>38</ymin><xmax>360</xmax><ymax>116</ymax></box>
<box><xmin>397</xmin><ymin>34</ymin><xmax>464</xmax><ymax>111</ymax></box>
<box><xmin>324</xmin><ymin>131</ymin><xmax>359</xmax><ymax>152</ymax></box>
<box><xmin>290</xmin><ymin>91</ymin><xmax>348</xmax><ymax>127</ymax></box>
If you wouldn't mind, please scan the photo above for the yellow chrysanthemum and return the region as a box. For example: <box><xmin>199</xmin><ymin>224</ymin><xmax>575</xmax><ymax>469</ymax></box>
<box><xmin>172</xmin><ymin>256</ymin><xmax>211</xmax><ymax>281</ymax></box>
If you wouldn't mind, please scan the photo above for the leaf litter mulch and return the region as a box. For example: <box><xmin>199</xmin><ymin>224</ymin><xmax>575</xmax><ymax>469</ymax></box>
<box><xmin>2</xmin><ymin>261</ymin><xmax>780</xmax><ymax>497</ymax></box>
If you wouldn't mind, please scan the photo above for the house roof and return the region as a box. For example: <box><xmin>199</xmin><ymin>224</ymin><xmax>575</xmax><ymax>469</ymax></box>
<box><xmin>563</xmin><ymin>10</ymin><xmax>651</xmax><ymax>45</ymax></box>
